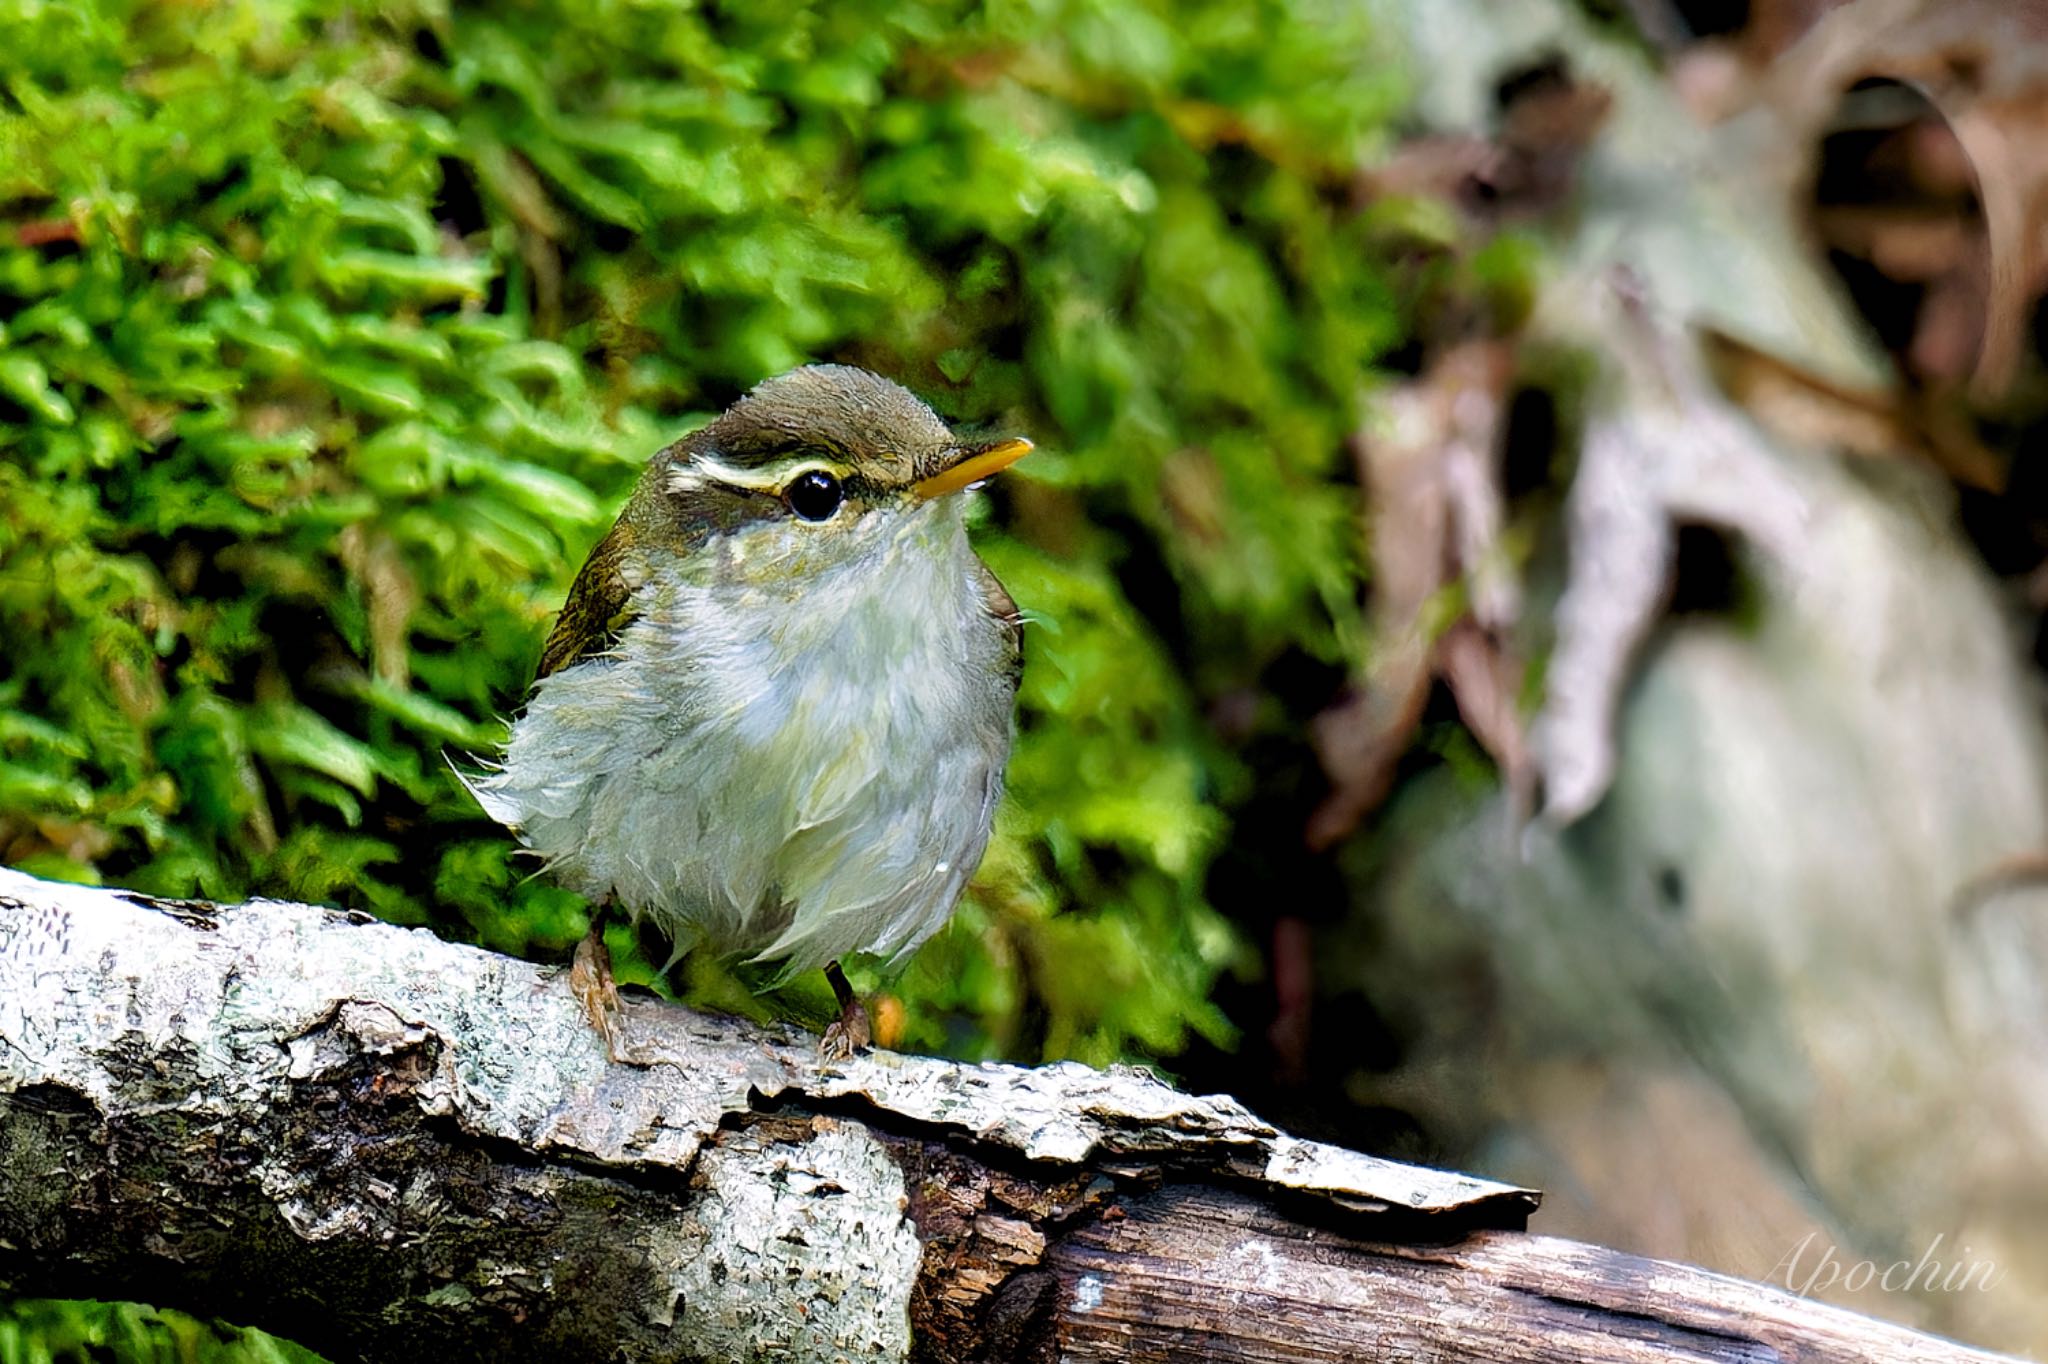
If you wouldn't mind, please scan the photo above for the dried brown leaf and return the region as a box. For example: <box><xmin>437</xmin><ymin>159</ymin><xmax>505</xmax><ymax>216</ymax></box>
<box><xmin>1439</xmin><ymin>620</ymin><xmax>1527</xmax><ymax>788</ymax></box>
<box><xmin>1770</xmin><ymin>0</ymin><xmax>2048</xmax><ymax>398</ymax></box>
<box><xmin>1702</xmin><ymin>329</ymin><xmax>2006</xmax><ymax>490</ymax></box>
<box><xmin>1310</xmin><ymin>343</ymin><xmax>1520</xmax><ymax>849</ymax></box>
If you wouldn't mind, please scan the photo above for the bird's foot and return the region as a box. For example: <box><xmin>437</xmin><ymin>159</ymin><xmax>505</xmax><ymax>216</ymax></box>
<box><xmin>820</xmin><ymin>959</ymin><xmax>871</xmax><ymax>1062</ymax></box>
<box><xmin>571</xmin><ymin>918</ymin><xmax>635</xmax><ymax>1064</ymax></box>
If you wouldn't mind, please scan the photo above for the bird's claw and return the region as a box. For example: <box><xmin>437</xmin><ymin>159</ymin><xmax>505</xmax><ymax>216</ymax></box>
<box><xmin>571</xmin><ymin>920</ymin><xmax>636</xmax><ymax>1064</ymax></box>
<box><xmin>819</xmin><ymin>1007</ymin><xmax>870</xmax><ymax>1062</ymax></box>
<box><xmin>820</xmin><ymin>959</ymin><xmax>872</xmax><ymax>1062</ymax></box>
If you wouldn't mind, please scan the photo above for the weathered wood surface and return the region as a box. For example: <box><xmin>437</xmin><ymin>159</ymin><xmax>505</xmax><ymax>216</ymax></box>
<box><xmin>0</xmin><ymin>868</ymin><xmax>2015</xmax><ymax>1363</ymax></box>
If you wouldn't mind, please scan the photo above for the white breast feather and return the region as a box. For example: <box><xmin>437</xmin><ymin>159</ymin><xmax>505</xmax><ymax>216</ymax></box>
<box><xmin>470</xmin><ymin>500</ymin><xmax>1013</xmax><ymax>978</ymax></box>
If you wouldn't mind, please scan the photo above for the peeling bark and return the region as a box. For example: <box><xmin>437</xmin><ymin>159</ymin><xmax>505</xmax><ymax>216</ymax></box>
<box><xmin>0</xmin><ymin>869</ymin><xmax>2014</xmax><ymax>1363</ymax></box>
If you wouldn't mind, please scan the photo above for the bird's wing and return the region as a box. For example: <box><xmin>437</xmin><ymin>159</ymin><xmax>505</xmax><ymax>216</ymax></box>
<box><xmin>974</xmin><ymin>558</ymin><xmax>1024</xmax><ymax>693</ymax></box>
<box><xmin>536</xmin><ymin>524</ymin><xmax>641</xmax><ymax>680</ymax></box>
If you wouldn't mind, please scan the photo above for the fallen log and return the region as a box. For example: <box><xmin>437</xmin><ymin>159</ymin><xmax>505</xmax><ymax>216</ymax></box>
<box><xmin>0</xmin><ymin>868</ymin><xmax>2012</xmax><ymax>1363</ymax></box>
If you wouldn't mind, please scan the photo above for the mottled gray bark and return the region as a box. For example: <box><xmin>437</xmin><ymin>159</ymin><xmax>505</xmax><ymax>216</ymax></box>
<box><xmin>0</xmin><ymin>868</ymin><xmax>2014</xmax><ymax>1363</ymax></box>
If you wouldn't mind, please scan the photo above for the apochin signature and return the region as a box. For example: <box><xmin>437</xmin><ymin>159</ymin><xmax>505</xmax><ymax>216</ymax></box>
<box><xmin>1772</xmin><ymin>1233</ymin><xmax>2005</xmax><ymax>1296</ymax></box>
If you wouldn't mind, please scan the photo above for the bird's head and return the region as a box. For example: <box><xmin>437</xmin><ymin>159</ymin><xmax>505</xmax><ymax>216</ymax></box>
<box><xmin>533</xmin><ymin>366</ymin><xmax>1031</xmax><ymax>679</ymax></box>
<box><xmin>639</xmin><ymin>365</ymin><xmax>1031</xmax><ymax>582</ymax></box>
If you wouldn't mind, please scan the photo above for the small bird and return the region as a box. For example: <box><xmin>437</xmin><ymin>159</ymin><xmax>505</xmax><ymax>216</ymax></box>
<box><xmin>470</xmin><ymin>365</ymin><xmax>1031</xmax><ymax>1058</ymax></box>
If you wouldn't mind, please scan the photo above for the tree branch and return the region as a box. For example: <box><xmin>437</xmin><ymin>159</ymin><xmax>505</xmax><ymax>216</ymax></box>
<box><xmin>0</xmin><ymin>868</ymin><xmax>2013</xmax><ymax>1363</ymax></box>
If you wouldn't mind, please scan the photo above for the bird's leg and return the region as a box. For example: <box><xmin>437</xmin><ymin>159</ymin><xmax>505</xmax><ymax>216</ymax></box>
<box><xmin>571</xmin><ymin>902</ymin><xmax>633</xmax><ymax>1063</ymax></box>
<box><xmin>820</xmin><ymin>959</ymin><xmax>871</xmax><ymax>1061</ymax></box>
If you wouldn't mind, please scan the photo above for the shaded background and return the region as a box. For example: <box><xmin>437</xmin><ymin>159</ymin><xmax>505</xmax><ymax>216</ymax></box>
<box><xmin>6</xmin><ymin>0</ymin><xmax>2048</xmax><ymax>1357</ymax></box>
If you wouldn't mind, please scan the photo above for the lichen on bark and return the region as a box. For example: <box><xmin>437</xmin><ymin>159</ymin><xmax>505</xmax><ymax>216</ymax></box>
<box><xmin>0</xmin><ymin>867</ymin><xmax>1534</xmax><ymax>1363</ymax></box>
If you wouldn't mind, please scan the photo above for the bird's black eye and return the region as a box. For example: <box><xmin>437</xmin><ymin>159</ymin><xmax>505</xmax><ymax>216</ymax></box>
<box><xmin>784</xmin><ymin>469</ymin><xmax>843</xmax><ymax>522</ymax></box>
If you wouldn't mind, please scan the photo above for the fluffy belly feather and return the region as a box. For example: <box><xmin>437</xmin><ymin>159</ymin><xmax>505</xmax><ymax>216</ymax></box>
<box><xmin>472</xmin><ymin>509</ymin><xmax>1013</xmax><ymax>977</ymax></box>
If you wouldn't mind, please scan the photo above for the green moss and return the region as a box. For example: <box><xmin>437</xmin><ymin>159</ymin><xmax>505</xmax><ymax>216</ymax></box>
<box><xmin>0</xmin><ymin>0</ymin><xmax>1417</xmax><ymax>1354</ymax></box>
<box><xmin>0</xmin><ymin>1300</ymin><xmax>321</xmax><ymax>1364</ymax></box>
<box><xmin>0</xmin><ymin>0</ymin><xmax>1401</xmax><ymax>1071</ymax></box>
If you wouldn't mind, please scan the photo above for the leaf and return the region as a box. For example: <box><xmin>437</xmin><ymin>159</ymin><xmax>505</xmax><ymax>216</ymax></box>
<box><xmin>318</xmin><ymin>361</ymin><xmax>427</xmax><ymax>418</ymax></box>
<box><xmin>1308</xmin><ymin>341</ymin><xmax>1523</xmax><ymax>849</ymax></box>
<box><xmin>0</xmin><ymin>353</ymin><xmax>74</xmax><ymax>425</ymax></box>
<box><xmin>1766</xmin><ymin>0</ymin><xmax>2048</xmax><ymax>399</ymax></box>
<box><xmin>247</xmin><ymin>703</ymin><xmax>386</xmax><ymax>798</ymax></box>
<box><xmin>0</xmin><ymin>761</ymin><xmax>94</xmax><ymax>814</ymax></box>
<box><xmin>347</xmin><ymin>676</ymin><xmax>504</xmax><ymax>752</ymax></box>
<box><xmin>321</xmin><ymin>250</ymin><xmax>495</xmax><ymax>299</ymax></box>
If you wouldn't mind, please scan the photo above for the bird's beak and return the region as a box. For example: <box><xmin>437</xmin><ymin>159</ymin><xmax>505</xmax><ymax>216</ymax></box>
<box><xmin>912</xmin><ymin>437</ymin><xmax>1034</xmax><ymax>501</ymax></box>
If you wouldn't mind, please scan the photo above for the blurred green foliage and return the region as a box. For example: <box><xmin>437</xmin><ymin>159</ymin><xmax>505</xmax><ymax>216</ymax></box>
<box><xmin>0</xmin><ymin>1301</ymin><xmax>320</xmax><ymax>1364</ymax></box>
<box><xmin>1</xmin><ymin>0</ymin><xmax>1401</xmax><ymax>1349</ymax></box>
